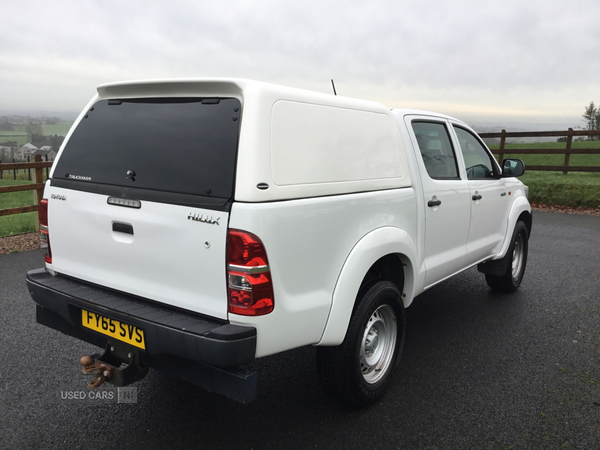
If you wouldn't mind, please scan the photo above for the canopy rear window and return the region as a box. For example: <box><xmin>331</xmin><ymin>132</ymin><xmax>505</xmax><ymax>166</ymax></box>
<box><xmin>53</xmin><ymin>98</ymin><xmax>241</xmax><ymax>200</ymax></box>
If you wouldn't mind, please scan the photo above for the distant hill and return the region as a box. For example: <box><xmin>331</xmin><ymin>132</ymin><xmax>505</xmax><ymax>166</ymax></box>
<box><xmin>472</xmin><ymin>123</ymin><xmax>581</xmax><ymax>144</ymax></box>
<box><xmin>0</xmin><ymin>110</ymin><xmax>80</xmax><ymax>121</ymax></box>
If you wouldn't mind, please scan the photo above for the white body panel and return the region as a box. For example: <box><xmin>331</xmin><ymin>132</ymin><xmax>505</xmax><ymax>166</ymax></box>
<box><xmin>236</xmin><ymin>82</ymin><xmax>411</xmax><ymax>201</ymax></box>
<box><xmin>463</xmin><ymin>178</ymin><xmax>509</xmax><ymax>259</ymax></box>
<box><xmin>44</xmin><ymin>185</ymin><xmax>230</xmax><ymax>319</ymax></box>
<box><xmin>270</xmin><ymin>101</ymin><xmax>406</xmax><ymax>186</ymax></box>
<box><xmin>227</xmin><ymin>189</ymin><xmax>417</xmax><ymax>357</ymax></box>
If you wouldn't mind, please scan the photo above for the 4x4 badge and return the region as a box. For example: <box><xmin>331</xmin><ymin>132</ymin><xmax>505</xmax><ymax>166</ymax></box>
<box><xmin>188</xmin><ymin>213</ymin><xmax>220</xmax><ymax>225</ymax></box>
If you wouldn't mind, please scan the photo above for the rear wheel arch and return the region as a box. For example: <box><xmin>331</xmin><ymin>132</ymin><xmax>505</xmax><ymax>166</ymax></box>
<box><xmin>317</xmin><ymin>226</ymin><xmax>416</xmax><ymax>347</ymax></box>
<box><xmin>317</xmin><ymin>279</ymin><xmax>406</xmax><ymax>406</ymax></box>
<box><xmin>358</xmin><ymin>254</ymin><xmax>407</xmax><ymax>308</ymax></box>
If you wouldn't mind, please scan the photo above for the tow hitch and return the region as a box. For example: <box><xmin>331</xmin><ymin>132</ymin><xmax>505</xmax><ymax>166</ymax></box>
<box><xmin>80</xmin><ymin>343</ymin><xmax>148</xmax><ymax>388</ymax></box>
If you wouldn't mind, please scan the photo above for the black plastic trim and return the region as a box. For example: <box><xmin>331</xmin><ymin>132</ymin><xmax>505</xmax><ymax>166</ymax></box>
<box><xmin>26</xmin><ymin>268</ymin><xmax>256</xmax><ymax>368</ymax></box>
<box><xmin>112</xmin><ymin>222</ymin><xmax>133</xmax><ymax>235</ymax></box>
<box><xmin>50</xmin><ymin>178</ymin><xmax>233</xmax><ymax>212</ymax></box>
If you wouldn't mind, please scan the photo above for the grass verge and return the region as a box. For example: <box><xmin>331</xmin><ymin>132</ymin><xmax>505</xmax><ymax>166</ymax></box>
<box><xmin>520</xmin><ymin>172</ymin><xmax>600</xmax><ymax>209</ymax></box>
<box><xmin>0</xmin><ymin>177</ymin><xmax>39</xmax><ymax>237</ymax></box>
<box><xmin>491</xmin><ymin>141</ymin><xmax>600</xmax><ymax>209</ymax></box>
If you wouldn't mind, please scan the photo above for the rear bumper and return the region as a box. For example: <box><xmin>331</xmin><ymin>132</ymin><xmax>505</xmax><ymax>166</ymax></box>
<box><xmin>26</xmin><ymin>268</ymin><xmax>258</xmax><ymax>401</ymax></box>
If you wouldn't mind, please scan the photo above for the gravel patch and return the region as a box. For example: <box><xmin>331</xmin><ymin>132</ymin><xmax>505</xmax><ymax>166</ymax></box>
<box><xmin>0</xmin><ymin>232</ymin><xmax>39</xmax><ymax>255</ymax></box>
<box><xmin>530</xmin><ymin>203</ymin><xmax>600</xmax><ymax>216</ymax></box>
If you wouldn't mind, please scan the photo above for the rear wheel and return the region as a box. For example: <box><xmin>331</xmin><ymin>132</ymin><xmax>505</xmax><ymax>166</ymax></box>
<box><xmin>485</xmin><ymin>221</ymin><xmax>529</xmax><ymax>292</ymax></box>
<box><xmin>316</xmin><ymin>280</ymin><xmax>405</xmax><ymax>407</ymax></box>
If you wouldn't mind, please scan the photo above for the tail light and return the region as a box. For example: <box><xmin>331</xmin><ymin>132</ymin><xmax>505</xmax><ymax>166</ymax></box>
<box><xmin>227</xmin><ymin>229</ymin><xmax>274</xmax><ymax>316</ymax></box>
<box><xmin>39</xmin><ymin>199</ymin><xmax>52</xmax><ymax>264</ymax></box>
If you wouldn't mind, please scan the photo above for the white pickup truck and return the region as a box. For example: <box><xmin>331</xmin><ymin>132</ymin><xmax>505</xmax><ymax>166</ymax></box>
<box><xmin>26</xmin><ymin>79</ymin><xmax>531</xmax><ymax>406</ymax></box>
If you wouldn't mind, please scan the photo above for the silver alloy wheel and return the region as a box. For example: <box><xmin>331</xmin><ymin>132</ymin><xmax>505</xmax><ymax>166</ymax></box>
<box><xmin>359</xmin><ymin>304</ymin><xmax>397</xmax><ymax>384</ymax></box>
<box><xmin>511</xmin><ymin>233</ymin><xmax>525</xmax><ymax>280</ymax></box>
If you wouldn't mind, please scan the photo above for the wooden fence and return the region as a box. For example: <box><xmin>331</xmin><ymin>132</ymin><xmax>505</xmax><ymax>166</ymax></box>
<box><xmin>0</xmin><ymin>155</ymin><xmax>53</xmax><ymax>230</ymax></box>
<box><xmin>478</xmin><ymin>129</ymin><xmax>600</xmax><ymax>174</ymax></box>
<box><xmin>0</xmin><ymin>154</ymin><xmax>52</xmax><ymax>180</ymax></box>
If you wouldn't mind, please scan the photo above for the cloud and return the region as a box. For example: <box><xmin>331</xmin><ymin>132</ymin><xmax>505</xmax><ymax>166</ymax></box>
<box><xmin>1</xmin><ymin>0</ymin><xmax>599</xmax><ymax>125</ymax></box>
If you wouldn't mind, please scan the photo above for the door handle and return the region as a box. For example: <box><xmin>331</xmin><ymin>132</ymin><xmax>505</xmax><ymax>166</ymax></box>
<box><xmin>472</xmin><ymin>194</ymin><xmax>482</xmax><ymax>201</ymax></box>
<box><xmin>428</xmin><ymin>199</ymin><xmax>442</xmax><ymax>207</ymax></box>
<box><xmin>112</xmin><ymin>222</ymin><xmax>134</xmax><ymax>235</ymax></box>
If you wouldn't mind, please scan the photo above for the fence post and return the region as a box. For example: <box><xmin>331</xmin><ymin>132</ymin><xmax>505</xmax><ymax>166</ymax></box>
<box><xmin>13</xmin><ymin>158</ymin><xmax>16</xmax><ymax>180</ymax></box>
<box><xmin>28</xmin><ymin>155</ymin><xmax>32</xmax><ymax>180</ymax></box>
<box><xmin>497</xmin><ymin>129</ymin><xmax>506</xmax><ymax>164</ymax></box>
<box><xmin>563</xmin><ymin>128</ymin><xmax>573</xmax><ymax>175</ymax></box>
<box><xmin>32</xmin><ymin>155</ymin><xmax>44</xmax><ymax>231</ymax></box>
<box><xmin>0</xmin><ymin>159</ymin><xmax>2</xmax><ymax>179</ymax></box>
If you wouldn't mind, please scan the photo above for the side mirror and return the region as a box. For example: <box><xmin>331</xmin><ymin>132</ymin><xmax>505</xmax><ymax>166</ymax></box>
<box><xmin>502</xmin><ymin>159</ymin><xmax>525</xmax><ymax>177</ymax></box>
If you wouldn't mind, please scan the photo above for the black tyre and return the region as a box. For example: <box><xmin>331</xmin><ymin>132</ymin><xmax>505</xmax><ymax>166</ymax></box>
<box><xmin>316</xmin><ymin>280</ymin><xmax>405</xmax><ymax>407</ymax></box>
<box><xmin>485</xmin><ymin>221</ymin><xmax>529</xmax><ymax>292</ymax></box>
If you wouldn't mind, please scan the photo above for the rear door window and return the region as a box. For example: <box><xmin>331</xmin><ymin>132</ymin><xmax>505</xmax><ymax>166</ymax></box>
<box><xmin>53</xmin><ymin>98</ymin><xmax>241</xmax><ymax>201</ymax></box>
<box><xmin>411</xmin><ymin>121</ymin><xmax>460</xmax><ymax>179</ymax></box>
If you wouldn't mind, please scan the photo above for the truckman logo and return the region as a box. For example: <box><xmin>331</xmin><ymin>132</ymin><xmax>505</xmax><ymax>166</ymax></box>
<box><xmin>51</xmin><ymin>194</ymin><xmax>66</xmax><ymax>201</ymax></box>
<box><xmin>188</xmin><ymin>213</ymin><xmax>220</xmax><ymax>225</ymax></box>
<box><xmin>66</xmin><ymin>173</ymin><xmax>92</xmax><ymax>181</ymax></box>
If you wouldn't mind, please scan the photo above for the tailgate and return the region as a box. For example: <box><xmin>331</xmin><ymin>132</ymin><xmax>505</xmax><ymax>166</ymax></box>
<box><xmin>45</xmin><ymin>186</ymin><xmax>229</xmax><ymax>319</ymax></box>
<box><xmin>43</xmin><ymin>95</ymin><xmax>242</xmax><ymax>320</ymax></box>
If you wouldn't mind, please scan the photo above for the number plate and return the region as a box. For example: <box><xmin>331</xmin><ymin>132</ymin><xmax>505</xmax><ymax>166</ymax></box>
<box><xmin>81</xmin><ymin>309</ymin><xmax>146</xmax><ymax>350</ymax></box>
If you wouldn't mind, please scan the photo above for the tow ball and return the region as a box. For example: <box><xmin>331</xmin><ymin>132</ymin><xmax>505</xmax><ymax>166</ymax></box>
<box><xmin>80</xmin><ymin>343</ymin><xmax>148</xmax><ymax>388</ymax></box>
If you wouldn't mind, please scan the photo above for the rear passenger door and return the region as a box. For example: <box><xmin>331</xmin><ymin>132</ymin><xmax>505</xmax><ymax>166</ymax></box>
<box><xmin>451</xmin><ymin>125</ymin><xmax>509</xmax><ymax>261</ymax></box>
<box><xmin>407</xmin><ymin>118</ymin><xmax>471</xmax><ymax>287</ymax></box>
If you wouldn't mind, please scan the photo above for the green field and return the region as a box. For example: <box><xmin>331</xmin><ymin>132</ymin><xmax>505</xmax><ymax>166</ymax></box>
<box><xmin>1</xmin><ymin>168</ymin><xmax>50</xmax><ymax>237</ymax></box>
<box><xmin>0</xmin><ymin>122</ymin><xmax>73</xmax><ymax>146</ymax></box>
<box><xmin>42</xmin><ymin>123</ymin><xmax>74</xmax><ymax>136</ymax></box>
<box><xmin>0</xmin><ymin>178</ymin><xmax>38</xmax><ymax>237</ymax></box>
<box><xmin>489</xmin><ymin>141</ymin><xmax>600</xmax><ymax>209</ymax></box>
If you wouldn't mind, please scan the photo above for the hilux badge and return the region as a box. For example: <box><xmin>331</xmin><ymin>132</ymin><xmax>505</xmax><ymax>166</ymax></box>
<box><xmin>188</xmin><ymin>213</ymin><xmax>220</xmax><ymax>225</ymax></box>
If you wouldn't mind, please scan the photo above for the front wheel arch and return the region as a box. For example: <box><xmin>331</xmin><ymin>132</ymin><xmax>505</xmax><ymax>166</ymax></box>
<box><xmin>484</xmin><ymin>220</ymin><xmax>529</xmax><ymax>292</ymax></box>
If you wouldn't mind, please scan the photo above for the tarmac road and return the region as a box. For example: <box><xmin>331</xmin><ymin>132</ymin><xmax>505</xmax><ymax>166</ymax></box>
<box><xmin>1</xmin><ymin>211</ymin><xmax>599</xmax><ymax>449</ymax></box>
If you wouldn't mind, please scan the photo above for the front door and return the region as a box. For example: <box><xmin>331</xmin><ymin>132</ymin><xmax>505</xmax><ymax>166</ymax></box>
<box><xmin>452</xmin><ymin>125</ymin><xmax>510</xmax><ymax>262</ymax></box>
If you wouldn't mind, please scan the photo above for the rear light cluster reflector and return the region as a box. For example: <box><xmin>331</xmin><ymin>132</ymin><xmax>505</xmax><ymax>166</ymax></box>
<box><xmin>226</xmin><ymin>229</ymin><xmax>274</xmax><ymax>316</ymax></box>
<box><xmin>39</xmin><ymin>199</ymin><xmax>52</xmax><ymax>264</ymax></box>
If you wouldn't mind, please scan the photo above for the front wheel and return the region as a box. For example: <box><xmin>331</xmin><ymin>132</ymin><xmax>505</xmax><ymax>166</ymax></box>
<box><xmin>485</xmin><ymin>221</ymin><xmax>529</xmax><ymax>292</ymax></box>
<box><xmin>316</xmin><ymin>281</ymin><xmax>405</xmax><ymax>407</ymax></box>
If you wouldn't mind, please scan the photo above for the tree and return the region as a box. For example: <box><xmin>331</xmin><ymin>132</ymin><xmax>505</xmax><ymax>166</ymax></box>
<box><xmin>49</xmin><ymin>134</ymin><xmax>65</xmax><ymax>151</ymax></box>
<box><xmin>582</xmin><ymin>101</ymin><xmax>598</xmax><ymax>140</ymax></box>
<box><xmin>0</xmin><ymin>119</ymin><xmax>14</xmax><ymax>131</ymax></box>
<box><xmin>25</xmin><ymin>122</ymin><xmax>44</xmax><ymax>143</ymax></box>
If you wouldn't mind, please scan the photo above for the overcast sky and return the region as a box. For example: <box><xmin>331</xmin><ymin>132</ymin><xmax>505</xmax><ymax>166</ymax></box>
<box><xmin>1</xmin><ymin>0</ymin><xmax>599</xmax><ymax>127</ymax></box>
